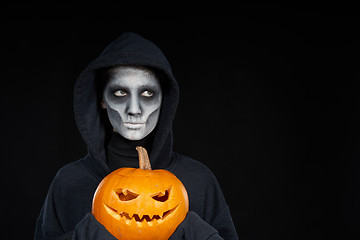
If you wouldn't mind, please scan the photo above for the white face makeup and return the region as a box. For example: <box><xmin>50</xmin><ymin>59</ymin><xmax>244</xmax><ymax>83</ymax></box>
<box><xmin>102</xmin><ymin>66</ymin><xmax>162</xmax><ymax>140</ymax></box>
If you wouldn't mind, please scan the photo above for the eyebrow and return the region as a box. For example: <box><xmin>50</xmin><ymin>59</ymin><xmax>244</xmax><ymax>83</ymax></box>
<box><xmin>108</xmin><ymin>83</ymin><xmax>160</xmax><ymax>90</ymax></box>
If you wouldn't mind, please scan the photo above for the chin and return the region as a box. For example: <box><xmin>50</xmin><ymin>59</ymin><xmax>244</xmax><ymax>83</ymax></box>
<box><xmin>117</xmin><ymin>124</ymin><xmax>155</xmax><ymax>141</ymax></box>
<box><xmin>121</xmin><ymin>130</ymin><xmax>148</xmax><ymax>141</ymax></box>
<box><xmin>126</xmin><ymin>135</ymin><xmax>143</xmax><ymax>141</ymax></box>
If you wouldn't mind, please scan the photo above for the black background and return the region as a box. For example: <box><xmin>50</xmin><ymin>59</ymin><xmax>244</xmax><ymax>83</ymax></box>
<box><xmin>1</xmin><ymin>6</ymin><xmax>360</xmax><ymax>240</ymax></box>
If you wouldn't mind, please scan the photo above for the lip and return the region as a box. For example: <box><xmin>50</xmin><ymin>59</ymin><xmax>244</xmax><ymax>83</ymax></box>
<box><xmin>123</xmin><ymin>122</ymin><xmax>145</xmax><ymax>129</ymax></box>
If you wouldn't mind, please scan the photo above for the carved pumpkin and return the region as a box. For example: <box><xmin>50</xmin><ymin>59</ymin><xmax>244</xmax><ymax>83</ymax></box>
<box><xmin>92</xmin><ymin>146</ymin><xmax>189</xmax><ymax>240</ymax></box>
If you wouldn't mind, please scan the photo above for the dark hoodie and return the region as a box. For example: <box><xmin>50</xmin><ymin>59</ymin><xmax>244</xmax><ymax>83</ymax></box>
<box><xmin>34</xmin><ymin>32</ymin><xmax>239</xmax><ymax>240</ymax></box>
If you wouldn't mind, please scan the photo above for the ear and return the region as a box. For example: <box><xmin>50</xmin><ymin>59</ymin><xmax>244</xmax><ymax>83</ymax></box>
<box><xmin>101</xmin><ymin>98</ymin><xmax>107</xmax><ymax>109</ymax></box>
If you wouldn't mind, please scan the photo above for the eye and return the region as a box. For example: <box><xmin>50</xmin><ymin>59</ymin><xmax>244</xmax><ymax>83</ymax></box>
<box><xmin>152</xmin><ymin>188</ymin><xmax>170</xmax><ymax>202</ymax></box>
<box><xmin>141</xmin><ymin>90</ymin><xmax>154</xmax><ymax>97</ymax></box>
<box><xmin>114</xmin><ymin>89</ymin><xmax>127</xmax><ymax>97</ymax></box>
<box><xmin>116</xmin><ymin>189</ymin><xmax>139</xmax><ymax>201</ymax></box>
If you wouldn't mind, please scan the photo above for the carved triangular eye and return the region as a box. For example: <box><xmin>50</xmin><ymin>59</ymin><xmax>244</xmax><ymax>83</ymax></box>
<box><xmin>152</xmin><ymin>187</ymin><xmax>171</xmax><ymax>202</ymax></box>
<box><xmin>115</xmin><ymin>189</ymin><xmax>139</xmax><ymax>201</ymax></box>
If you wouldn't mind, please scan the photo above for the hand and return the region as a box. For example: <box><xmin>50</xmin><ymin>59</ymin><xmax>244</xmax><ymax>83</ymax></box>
<box><xmin>72</xmin><ymin>213</ymin><xmax>117</xmax><ymax>240</ymax></box>
<box><xmin>169</xmin><ymin>211</ymin><xmax>223</xmax><ymax>240</ymax></box>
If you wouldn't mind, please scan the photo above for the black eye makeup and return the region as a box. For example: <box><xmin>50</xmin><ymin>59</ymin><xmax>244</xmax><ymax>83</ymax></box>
<box><xmin>107</xmin><ymin>83</ymin><xmax>160</xmax><ymax>101</ymax></box>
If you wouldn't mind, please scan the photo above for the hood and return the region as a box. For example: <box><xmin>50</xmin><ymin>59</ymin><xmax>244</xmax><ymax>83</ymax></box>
<box><xmin>73</xmin><ymin>32</ymin><xmax>179</xmax><ymax>175</ymax></box>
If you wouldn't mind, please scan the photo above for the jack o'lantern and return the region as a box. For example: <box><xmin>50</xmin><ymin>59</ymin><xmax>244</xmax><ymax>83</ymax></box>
<box><xmin>92</xmin><ymin>146</ymin><xmax>189</xmax><ymax>240</ymax></box>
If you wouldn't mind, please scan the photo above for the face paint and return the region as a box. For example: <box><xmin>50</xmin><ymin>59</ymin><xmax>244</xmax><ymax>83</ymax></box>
<box><xmin>102</xmin><ymin>66</ymin><xmax>162</xmax><ymax>140</ymax></box>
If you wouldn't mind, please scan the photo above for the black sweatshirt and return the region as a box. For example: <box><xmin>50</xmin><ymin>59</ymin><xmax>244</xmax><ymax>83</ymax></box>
<box><xmin>34</xmin><ymin>32</ymin><xmax>239</xmax><ymax>240</ymax></box>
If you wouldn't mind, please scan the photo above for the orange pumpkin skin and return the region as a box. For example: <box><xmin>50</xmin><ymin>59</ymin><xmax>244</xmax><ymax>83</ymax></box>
<box><xmin>92</xmin><ymin>167</ymin><xmax>189</xmax><ymax>240</ymax></box>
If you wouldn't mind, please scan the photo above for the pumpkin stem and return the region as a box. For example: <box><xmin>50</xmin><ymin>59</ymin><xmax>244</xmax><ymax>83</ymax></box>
<box><xmin>136</xmin><ymin>146</ymin><xmax>152</xmax><ymax>170</ymax></box>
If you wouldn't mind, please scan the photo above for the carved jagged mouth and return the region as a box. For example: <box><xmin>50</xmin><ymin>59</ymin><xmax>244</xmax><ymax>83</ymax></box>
<box><xmin>104</xmin><ymin>204</ymin><xmax>178</xmax><ymax>222</ymax></box>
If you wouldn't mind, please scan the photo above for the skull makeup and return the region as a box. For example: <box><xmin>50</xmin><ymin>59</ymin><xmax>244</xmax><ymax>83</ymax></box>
<box><xmin>102</xmin><ymin>66</ymin><xmax>162</xmax><ymax>140</ymax></box>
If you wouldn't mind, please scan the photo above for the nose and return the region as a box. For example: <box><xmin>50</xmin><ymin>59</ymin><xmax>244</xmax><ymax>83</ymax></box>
<box><xmin>127</xmin><ymin>95</ymin><xmax>141</xmax><ymax>116</ymax></box>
